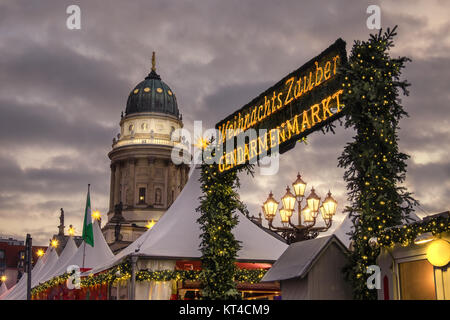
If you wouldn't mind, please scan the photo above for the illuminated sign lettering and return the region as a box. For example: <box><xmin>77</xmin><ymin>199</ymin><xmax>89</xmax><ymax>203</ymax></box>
<box><xmin>215</xmin><ymin>39</ymin><xmax>347</xmax><ymax>173</ymax></box>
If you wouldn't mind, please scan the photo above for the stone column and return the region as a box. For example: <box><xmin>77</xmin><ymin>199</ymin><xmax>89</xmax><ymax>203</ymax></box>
<box><xmin>129</xmin><ymin>158</ymin><xmax>136</xmax><ymax>206</ymax></box>
<box><xmin>114</xmin><ymin>161</ymin><xmax>121</xmax><ymax>205</ymax></box>
<box><xmin>148</xmin><ymin>157</ymin><xmax>155</xmax><ymax>204</ymax></box>
<box><xmin>109</xmin><ymin>163</ymin><xmax>116</xmax><ymax>212</ymax></box>
<box><xmin>164</xmin><ymin>160</ymin><xmax>169</xmax><ymax>208</ymax></box>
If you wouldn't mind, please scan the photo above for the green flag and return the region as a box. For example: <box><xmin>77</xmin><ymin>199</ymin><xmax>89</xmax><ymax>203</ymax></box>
<box><xmin>82</xmin><ymin>185</ymin><xmax>94</xmax><ymax>247</ymax></box>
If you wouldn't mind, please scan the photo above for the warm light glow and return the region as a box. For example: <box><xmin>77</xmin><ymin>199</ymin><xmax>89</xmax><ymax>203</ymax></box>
<box><xmin>414</xmin><ymin>232</ymin><xmax>434</xmax><ymax>245</ymax></box>
<box><xmin>281</xmin><ymin>186</ymin><xmax>296</xmax><ymax>211</ymax></box>
<box><xmin>320</xmin><ymin>205</ymin><xmax>330</xmax><ymax>221</ymax></box>
<box><xmin>292</xmin><ymin>173</ymin><xmax>307</xmax><ymax>198</ymax></box>
<box><xmin>195</xmin><ymin>137</ymin><xmax>209</xmax><ymax>150</ymax></box>
<box><xmin>36</xmin><ymin>249</ymin><xmax>44</xmax><ymax>257</ymax></box>
<box><xmin>322</xmin><ymin>191</ymin><xmax>338</xmax><ymax>216</ymax></box>
<box><xmin>217</xmin><ymin>54</ymin><xmax>343</xmax><ymax>143</ymax></box>
<box><xmin>426</xmin><ymin>239</ymin><xmax>450</xmax><ymax>267</ymax></box>
<box><xmin>68</xmin><ymin>225</ymin><xmax>75</xmax><ymax>236</ymax></box>
<box><xmin>92</xmin><ymin>210</ymin><xmax>101</xmax><ymax>220</ymax></box>
<box><xmin>306</xmin><ymin>187</ymin><xmax>320</xmax><ymax>214</ymax></box>
<box><xmin>50</xmin><ymin>239</ymin><xmax>58</xmax><ymax>248</ymax></box>
<box><xmin>1</xmin><ymin>275</ymin><xmax>6</xmax><ymax>282</ymax></box>
<box><xmin>302</xmin><ymin>206</ymin><xmax>314</xmax><ymax>223</ymax></box>
<box><xmin>279</xmin><ymin>207</ymin><xmax>293</xmax><ymax>224</ymax></box>
<box><xmin>146</xmin><ymin>219</ymin><xmax>156</xmax><ymax>229</ymax></box>
<box><xmin>263</xmin><ymin>192</ymin><xmax>279</xmax><ymax>220</ymax></box>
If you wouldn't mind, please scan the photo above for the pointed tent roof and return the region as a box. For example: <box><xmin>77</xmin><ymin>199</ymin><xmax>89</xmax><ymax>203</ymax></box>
<box><xmin>0</xmin><ymin>283</ymin><xmax>13</xmax><ymax>300</ymax></box>
<box><xmin>5</xmin><ymin>246</ymin><xmax>58</xmax><ymax>300</ymax></box>
<box><xmin>31</xmin><ymin>247</ymin><xmax>59</xmax><ymax>288</ymax></box>
<box><xmin>261</xmin><ymin>235</ymin><xmax>348</xmax><ymax>282</ymax></box>
<box><xmin>0</xmin><ymin>282</ymin><xmax>7</xmax><ymax>296</ymax></box>
<box><xmin>65</xmin><ymin>221</ymin><xmax>114</xmax><ymax>271</ymax></box>
<box><xmin>2</xmin><ymin>246</ymin><xmax>51</xmax><ymax>300</ymax></box>
<box><xmin>38</xmin><ymin>237</ymin><xmax>78</xmax><ymax>284</ymax></box>
<box><xmin>88</xmin><ymin>167</ymin><xmax>288</xmax><ymax>274</ymax></box>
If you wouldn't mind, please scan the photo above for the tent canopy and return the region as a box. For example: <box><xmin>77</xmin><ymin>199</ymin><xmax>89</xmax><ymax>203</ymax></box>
<box><xmin>88</xmin><ymin>167</ymin><xmax>288</xmax><ymax>274</ymax></box>
<box><xmin>39</xmin><ymin>236</ymin><xmax>78</xmax><ymax>284</ymax></box>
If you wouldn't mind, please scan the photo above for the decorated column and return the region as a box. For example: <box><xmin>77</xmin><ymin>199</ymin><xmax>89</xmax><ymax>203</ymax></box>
<box><xmin>338</xmin><ymin>26</ymin><xmax>418</xmax><ymax>299</ymax></box>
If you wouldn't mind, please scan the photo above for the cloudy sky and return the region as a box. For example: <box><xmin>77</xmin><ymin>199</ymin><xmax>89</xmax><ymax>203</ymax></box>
<box><xmin>0</xmin><ymin>0</ymin><xmax>449</xmax><ymax>245</ymax></box>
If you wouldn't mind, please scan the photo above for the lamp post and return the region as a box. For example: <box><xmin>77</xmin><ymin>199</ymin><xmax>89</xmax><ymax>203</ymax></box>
<box><xmin>260</xmin><ymin>173</ymin><xmax>338</xmax><ymax>244</ymax></box>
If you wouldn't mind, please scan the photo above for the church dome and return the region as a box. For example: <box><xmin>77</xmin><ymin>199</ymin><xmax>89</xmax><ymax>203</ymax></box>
<box><xmin>125</xmin><ymin>53</ymin><xmax>180</xmax><ymax>118</ymax></box>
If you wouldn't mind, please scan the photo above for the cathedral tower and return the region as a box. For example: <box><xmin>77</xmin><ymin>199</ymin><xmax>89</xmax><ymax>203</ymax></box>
<box><xmin>103</xmin><ymin>53</ymin><xmax>190</xmax><ymax>252</ymax></box>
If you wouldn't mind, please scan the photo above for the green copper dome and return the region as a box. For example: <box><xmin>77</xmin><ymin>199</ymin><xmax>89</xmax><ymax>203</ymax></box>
<box><xmin>125</xmin><ymin>55</ymin><xmax>180</xmax><ymax>118</ymax></box>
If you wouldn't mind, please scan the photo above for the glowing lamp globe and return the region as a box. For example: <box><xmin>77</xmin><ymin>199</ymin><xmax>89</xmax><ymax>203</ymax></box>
<box><xmin>261</xmin><ymin>206</ymin><xmax>269</xmax><ymax>220</ymax></box>
<box><xmin>322</xmin><ymin>191</ymin><xmax>338</xmax><ymax>216</ymax></box>
<box><xmin>426</xmin><ymin>239</ymin><xmax>450</xmax><ymax>267</ymax></box>
<box><xmin>302</xmin><ymin>206</ymin><xmax>314</xmax><ymax>223</ymax></box>
<box><xmin>306</xmin><ymin>187</ymin><xmax>320</xmax><ymax>213</ymax></box>
<box><xmin>279</xmin><ymin>207</ymin><xmax>293</xmax><ymax>224</ymax></box>
<box><xmin>281</xmin><ymin>186</ymin><xmax>296</xmax><ymax>211</ymax></box>
<box><xmin>292</xmin><ymin>173</ymin><xmax>307</xmax><ymax>198</ymax></box>
<box><xmin>263</xmin><ymin>192</ymin><xmax>279</xmax><ymax>220</ymax></box>
<box><xmin>320</xmin><ymin>205</ymin><xmax>330</xmax><ymax>221</ymax></box>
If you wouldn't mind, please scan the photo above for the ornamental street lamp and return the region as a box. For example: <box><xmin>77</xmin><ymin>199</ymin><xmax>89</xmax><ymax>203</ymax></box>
<box><xmin>259</xmin><ymin>173</ymin><xmax>338</xmax><ymax>244</ymax></box>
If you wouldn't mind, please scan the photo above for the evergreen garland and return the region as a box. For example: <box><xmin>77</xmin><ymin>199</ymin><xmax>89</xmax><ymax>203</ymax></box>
<box><xmin>31</xmin><ymin>262</ymin><xmax>267</xmax><ymax>296</ymax></box>
<box><xmin>338</xmin><ymin>26</ymin><xmax>418</xmax><ymax>299</ymax></box>
<box><xmin>196</xmin><ymin>143</ymin><xmax>253</xmax><ymax>300</ymax></box>
<box><xmin>378</xmin><ymin>215</ymin><xmax>449</xmax><ymax>247</ymax></box>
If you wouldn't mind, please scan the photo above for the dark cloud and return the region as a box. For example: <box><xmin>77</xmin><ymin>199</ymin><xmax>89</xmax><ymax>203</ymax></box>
<box><xmin>0</xmin><ymin>0</ymin><xmax>449</xmax><ymax>244</ymax></box>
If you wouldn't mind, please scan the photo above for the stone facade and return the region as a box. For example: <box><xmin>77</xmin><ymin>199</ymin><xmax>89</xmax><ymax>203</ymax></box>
<box><xmin>102</xmin><ymin>101</ymin><xmax>190</xmax><ymax>253</ymax></box>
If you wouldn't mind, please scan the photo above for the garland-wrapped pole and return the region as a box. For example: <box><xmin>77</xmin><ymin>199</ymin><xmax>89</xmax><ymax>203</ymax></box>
<box><xmin>338</xmin><ymin>26</ymin><xmax>418</xmax><ymax>299</ymax></box>
<box><xmin>196</xmin><ymin>141</ymin><xmax>253</xmax><ymax>299</ymax></box>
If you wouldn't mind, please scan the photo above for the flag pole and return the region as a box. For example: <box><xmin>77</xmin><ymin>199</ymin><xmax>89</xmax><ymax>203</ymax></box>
<box><xmin>82</xmin><ymin>184</ymin><xmax>90</xmax><ymax>270</ymax></box>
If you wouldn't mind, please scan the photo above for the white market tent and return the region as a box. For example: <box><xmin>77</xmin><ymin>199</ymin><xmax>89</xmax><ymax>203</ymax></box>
<box><xmin>13</xmin><ymin>247</ymin><xmax>59</xmax><ymax>300</ymax></box>
<box><xmin>2</xmin><ymin>222</ymin><xmax>113</xmax><ymax>300</ymax></box>
<box><xmin>0</xmin><ymin>282</ymin><xmax>7</xmax><ymax>296</ymax></box>
<box><xmin>38</xmin><ymin>236</ymin><xmax>78</xmax><ymax>284</ymax></box>
<box><xmin>0</xmin><ymin>284</ymin><xmax>13</xmax><ymax>300</ymax></box>
<box><xmin>1</xmin><ymin>246</ymin><xmax>50</xmax><ymax>300</ymax></box>
<box><xmin>63</xmin><ymin>221</ymin><xmax>114</xmax><ymax>273</ymax></box>
<box><xmin>3</xmin><ymin>246</ymin><xmax>57</xmax><ymax>300</ymax></box>
<box><xmin>88</xmin><ymin>167</ymin><xmax>288</xmax><ymax>275</ymax></box>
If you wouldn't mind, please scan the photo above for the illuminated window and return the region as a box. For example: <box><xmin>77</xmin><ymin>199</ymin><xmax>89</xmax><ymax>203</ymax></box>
<box><xmin>138</xmin><ymin>188</ymin><xmax>146</xmax><ymax>204</ymax></box>
<box><xmin>399</xmin><ymin>259</ymin><xmax>436</xmax><ymax>300</ymax></box>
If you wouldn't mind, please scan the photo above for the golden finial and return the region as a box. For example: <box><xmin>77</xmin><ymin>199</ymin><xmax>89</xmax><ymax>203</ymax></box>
<box><xmin>152</xmin><ymin>51</ymin><xmax>156</xmax><ymax>72</ymax></box>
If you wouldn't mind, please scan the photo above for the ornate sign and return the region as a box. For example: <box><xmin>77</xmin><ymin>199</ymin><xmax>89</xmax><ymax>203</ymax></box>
<box><xmin>215</xmin><ymin>39</ymin><xmax>347</xmax><ymax>173</ymax></box>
